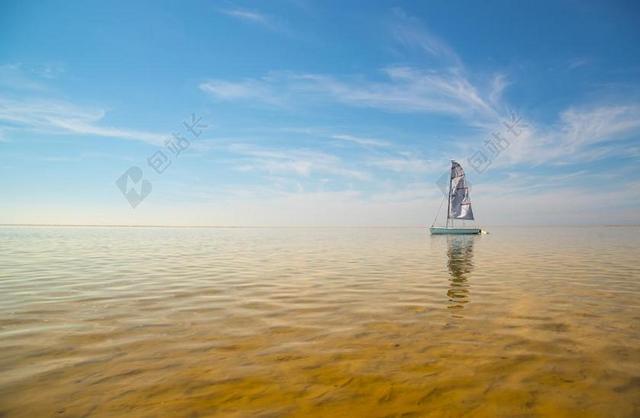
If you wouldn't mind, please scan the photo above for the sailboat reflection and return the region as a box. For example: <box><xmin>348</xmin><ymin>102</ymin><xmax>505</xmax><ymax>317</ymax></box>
<box><xmin>446</xmin><ymin>235</ymin><xmax>475</xmax><ymax>309</ymax></box>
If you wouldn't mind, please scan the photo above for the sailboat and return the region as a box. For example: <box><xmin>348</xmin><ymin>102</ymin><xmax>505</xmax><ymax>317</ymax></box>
<box><xmin>430</xmin><ymin>160</ymin><xmax>484</xmax><ymax>235</ymax></box>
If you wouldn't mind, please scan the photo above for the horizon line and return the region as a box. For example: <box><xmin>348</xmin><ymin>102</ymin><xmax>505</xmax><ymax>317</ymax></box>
<box><xmin>1</xmin><ymin>223</ymin><xmax>639</xmax><ymax>228</ymax></box>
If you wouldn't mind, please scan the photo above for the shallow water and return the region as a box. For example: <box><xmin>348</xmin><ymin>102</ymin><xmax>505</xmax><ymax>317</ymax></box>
<box><xmin>0</xmin><ymin>226</ymin><xmax>639</xmax><ymax>417</ymax></box>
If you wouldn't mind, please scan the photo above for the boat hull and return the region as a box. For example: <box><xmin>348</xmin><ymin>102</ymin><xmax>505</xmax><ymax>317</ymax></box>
<box><xmin>430</xmin><ymin>227</ymin><xmax>481</xmax><ymax>235</ymax></box>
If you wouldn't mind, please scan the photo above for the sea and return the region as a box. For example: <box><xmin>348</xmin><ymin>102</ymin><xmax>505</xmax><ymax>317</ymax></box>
<box><xmin>0</xmin><ymin>226</ymin><xmax>639</xmax><ymax>417</ymax></box>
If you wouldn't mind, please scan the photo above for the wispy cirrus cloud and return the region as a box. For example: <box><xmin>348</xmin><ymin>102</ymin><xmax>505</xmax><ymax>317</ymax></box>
<box><xmin>0</xmin><ymin>96</ymin><xmax>166</xmax><ymax>145</ymax></box>
<box><xmin>488</xmin><ymin>73</ymin><xmax>510</xmax><ymax>107</ymax></box>
<box><xmin>368</xmin><ymin>155</ymin><xmax>441</xmax><ymax>174</ymax></box>
<box><xmin>491</xmin><ymin>104</ymin><xmax>640</xmax><ymax>166</ymax></box>
<box><xmin>0</xmin><ymin>64</ymin><xmax>49</xmax><ymax>92</ymax></box>
<box><xmin>295</xmin><ymin>67</ymin><xmax>497</xmax><ymax>119</ymax></box>
<box><xmin>567</xmin><ymin>57</ymin><xmax>590</xmax><ymax>70</ymax></box>
<box><xmin>200</xmin><ymin>8</ymin><xmax>639</xmax><ymax>186</ymax></box>
<box><xmin>389</xmin><ymin>7</ymin><xmax>462</xmax><ymax>67</ymax></box>
<box><xmin>227</xmin><ymin>143</ymin><xmax>369</xmax><ymax>180</ymax></box>
<box><xmin>219</xmin><ymin>8</ymin><xmax>284</xmax><ymax>32</ymax></box>
<box><xmin>559</xmin><ymin>105</ymin><xmax>640</xmax><ymax>147</ymax></box>
<box><xmin>200</xmin><ymin>66</ymin><xmax>500</xmax><ymax>121</ymax></box>
<box><xmin>330</xmin><ymin>133</ymin><xmax>390</xmax><ymax>148</ymax></box>
<box><xmin>202</xmin><ymin>9</ymin><xmax>506</xmax><ymax>123</ymax></box>
<box><xmin>220</xmin><ymin>8</ymin><xmax>268</xmax><ymax>24</ymax></box>
<box><xmin>199</xmin><ymin>78</ymin><xmax>283</xmax><ymax>105</ymax></box>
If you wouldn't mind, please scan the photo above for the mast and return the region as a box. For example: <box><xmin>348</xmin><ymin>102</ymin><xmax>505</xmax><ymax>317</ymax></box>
<box><xmin>445</xmin><ymin>160</ymin><xmax>453</xmax><ymax>228</ymax></box>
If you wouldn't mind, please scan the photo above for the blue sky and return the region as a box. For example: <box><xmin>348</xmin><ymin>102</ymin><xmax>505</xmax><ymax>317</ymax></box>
<box><xmin>1</xmin><ymin>0</ymin><xmax>639</xmax><ymax>225</ymax></box>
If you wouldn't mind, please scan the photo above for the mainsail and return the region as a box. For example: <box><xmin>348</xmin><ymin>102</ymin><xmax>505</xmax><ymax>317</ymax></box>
<box><xmin>448</xmin><ymin>161</ymin><xmax>474</xmax><ymax>221</ymax></box>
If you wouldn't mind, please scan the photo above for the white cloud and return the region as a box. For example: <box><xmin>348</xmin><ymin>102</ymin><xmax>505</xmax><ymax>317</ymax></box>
<box><xmin>560</xmin><ymin>105</ymin><xmax>640</xmax><ymax>147</ymax></box>
<box><xmin>389</xmin><ymin>8</ymin><xmax>462</xmax><ymax>67</ymax></box>
<box><xmin>219</xmin><ymin>8</ymin><xmax>284</xmax><ymax>32</ymax></box>
<box><xmin>488</xmin><ymin>104</ymin><xmax>640</xmax><ymax>167</ymax></box>
<box><xmin>49</xmin><ymin>117</ymin><xmax>167</xmax><ymax>145</ymax></box>
<box><xmin>201</xmin><ymin>10</ymin><xmax>505</xmax><ymax>123</ymax></box>
<box><xmin>295</xmin><ymin>67</ymin><xmax>496</xmax><ymax>119</ymax></box>
<box><xmin>227</xmin><ymin>144</ymin><xmax>369</xmax><ymax>180</ymax></box>
<box><xmin>199</xmin><ymin>78</ymin><xmax>282</xmax><ymax>105</ymax></box>
<box><xmin>221</xmin><ymin>8</ymin><xmax>268</xmax><ymax>24</ymax></box>
<box><xmin>330</xmin><ymin>134</ymin><xmax>390</xmax><ymax>148</ymax></box>
<box><xmin>200</xmin><ymin>67</ymin><xmax>500</xmax><ymax>121</ymax></box>
<box><xmin>567</xmin><ymin>57</ymin><xmax>590</xmax><ymax>70</ymax></box>
<box><xmin>0</xmin><ymin>64</ymin><xmax>49</xmax><ymax>92</ymax></box>
<box><xmin>34</xmin><ymin>62</ymin><xmax>66</xmax><ymax>79</ymax></box>
<box><xmin>0</xmin><ymin>96</ymin><xmax>166</xmax><ymax>145</ymax></box>
<box><xmin>368</xmin><ymin>156</ymin><xmax>439</xmax><ymax>174</ymax></box>
<box><xmin>489</xmin><ymin>73</ymin><xmax>509</xmax><ymax>107</ymax></box>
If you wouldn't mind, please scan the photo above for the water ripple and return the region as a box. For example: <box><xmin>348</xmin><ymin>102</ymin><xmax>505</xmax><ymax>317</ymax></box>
<box><xmin>0</xmin><ymin>226</ymin><xmax>639</xmax><ymax>417</ymax></box>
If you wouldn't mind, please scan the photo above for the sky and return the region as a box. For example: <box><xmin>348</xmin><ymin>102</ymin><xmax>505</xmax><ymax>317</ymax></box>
<box><xmin>1</xmin><ymin>0</ymin><xmax>639</xmax><ymax>226</ymax></box>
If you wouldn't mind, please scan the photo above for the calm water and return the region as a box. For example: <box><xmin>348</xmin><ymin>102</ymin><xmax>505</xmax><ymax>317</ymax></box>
<box><xmin>0</xmin><ymin>226</ymin><xmax>639</xmax><ymax>417</ymax></box>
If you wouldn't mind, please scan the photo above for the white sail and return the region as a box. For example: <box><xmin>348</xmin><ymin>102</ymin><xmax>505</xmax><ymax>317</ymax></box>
<box><xmin>448</xmin><ymin>161</ymin><xmax>474</xmax><ymax>220</ymax></box>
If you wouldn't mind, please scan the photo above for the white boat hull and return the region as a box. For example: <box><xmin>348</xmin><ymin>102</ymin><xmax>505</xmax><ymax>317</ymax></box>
<box><xmin>430</xmin><ymin>227</ymin><xmax>481</xmax><ymax>235</ymax></box>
